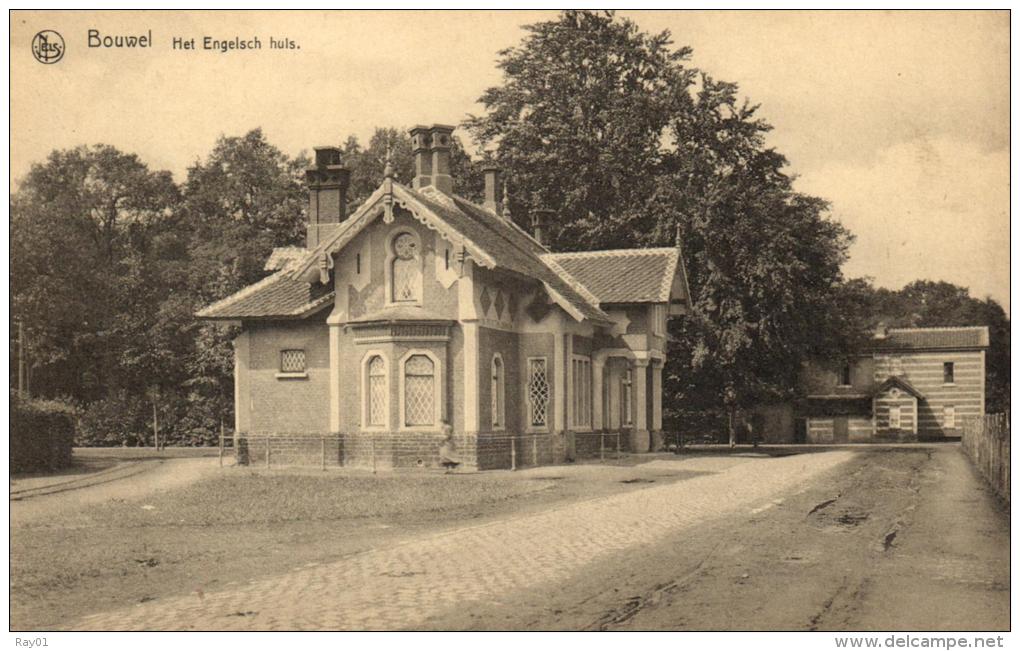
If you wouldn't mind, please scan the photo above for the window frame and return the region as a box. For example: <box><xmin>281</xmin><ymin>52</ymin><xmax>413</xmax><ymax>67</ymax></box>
<box><xmin>651</xmin><ymin>304</ymin><xmax>667</xmax><ymax>337</ymax></box>
<box><xmin>943</xmin><ymin>361</ymin><xmax>955</xmax><ymax>385</ymax></box>
<box><xmin>571</xmin><ymin>354</ymin><xmax>592</xmax><ymax>431</ymax></box>
<box><xmin>360</xmin><ymin>350</ymin><xmax>389</xmax><ymax>430</ymax></box>
<box><xmin>943</xmin><ymin>405</ymin><xmax>956</xmax><ymax>429</ymax></box>
<box><xmin>491</xmin><ymin>353</ymin><xmax>506</xmax><ymax>431</ymax></box>
<box><xmin>838</xmin><ymin>360</ymin><xmax>852</xmax><ymax>387</ymax></box>
<box><xmin>385</xmin><ymin>229</ymin><xmax>424</xmax><ymax>306</ymax></box>
<box><xmin>525</xmin><ymin>356</ymin><xmax>551</xmax><ymax>433</ymax></box>
<box><xmin>276</xmin><ymin>349</ymin><xmax>307</xmax><ymax>379</ymax></box>
<box><xmin>398</xmin><ymin>349</ymin><xmax>443</xmax><ymax>431</ymax></box>
<box><xmin>888</xmin><ymin>405</ymin><xmax>901</xmax><ymax>430</ymax></box>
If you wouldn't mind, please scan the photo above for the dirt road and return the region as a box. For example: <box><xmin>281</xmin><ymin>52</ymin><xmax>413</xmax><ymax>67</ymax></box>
<box><xmin>430</xmin><ymin>445</ymin><xmax>1009</xmax><ymax>631</ymax></box>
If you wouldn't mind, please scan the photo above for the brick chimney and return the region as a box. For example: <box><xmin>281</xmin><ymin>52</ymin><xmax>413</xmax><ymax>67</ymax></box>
<box><xmin>306</xmin><ymin>146</ymin><xmax>350</xmax><ymax>248</ymax></box>
<box><xmin>531</xmin><ymin>208</ymin><xmax>554</xmax><ymax>247</ymax></box>
<box><xmin>481</xmin><ymin>161</ymin><xmax>502</xmax><ymax>215</ymax></box>
<box><xmin>410</xmin><ymin>124</ymin><xmax>455</xmax><ymax>194</ymax></box>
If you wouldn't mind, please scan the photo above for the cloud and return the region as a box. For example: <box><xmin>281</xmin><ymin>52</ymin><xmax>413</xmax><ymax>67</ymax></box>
<box><xmin>795</xmin><ymin>136</ymin><xmax>1010</xmax><ymax>313</ymax></box>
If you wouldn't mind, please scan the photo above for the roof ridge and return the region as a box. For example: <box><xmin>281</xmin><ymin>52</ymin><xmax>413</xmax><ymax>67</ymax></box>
<box><xmin>450</xmin><ymin>193</ymin><xmax>552</xmax><ymax>253</ymax></box>
<box><xmin>195</xmin><ymin>270</ymin><xmax>289</xmax><ymax>317</ymax></box>
<box><xmin>548</xmin><ymin>247</ymin><xmax>678</xmax><ymax>259</ymax></box>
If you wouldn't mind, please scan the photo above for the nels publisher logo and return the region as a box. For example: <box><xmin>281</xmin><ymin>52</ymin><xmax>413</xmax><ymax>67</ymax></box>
<box><xmin>32</xmin><ymin>30</ymin><xmax>65</xmax><ymax>64</ymax></box>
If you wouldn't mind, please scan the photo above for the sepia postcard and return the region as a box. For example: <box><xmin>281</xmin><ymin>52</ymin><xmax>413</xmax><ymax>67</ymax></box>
<box><xmin>8</xmin><ymin>8</ymin><xmax>1011</xmax><ymax>647</ymax></box>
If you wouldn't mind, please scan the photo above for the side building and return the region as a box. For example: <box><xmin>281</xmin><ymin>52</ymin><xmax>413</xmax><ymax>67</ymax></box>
<box><xmin>797</xmin><ymin>326</ymin><xmax>988</xmax><ymax>443</ymax></box>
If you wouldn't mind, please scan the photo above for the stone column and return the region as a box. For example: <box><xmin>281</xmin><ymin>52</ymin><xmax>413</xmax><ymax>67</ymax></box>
<box><xmin>632</xmin><ymin>359</ymin><xmax>650</xmax><ymax>452</ymax></box>
<box><xmin>650</xmin><ymin>359</ymin><xmax>664</xmax><ymax>451</ymax></box>
<box><xmin>327</xmin><ymin>312</ymin><xmax>343</xmax><ymax>434</ymax></box>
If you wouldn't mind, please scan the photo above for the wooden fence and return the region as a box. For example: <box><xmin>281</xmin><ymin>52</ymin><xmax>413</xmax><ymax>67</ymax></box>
<box><xmin>961</xmin><ymin>412</ymin><xmax>1010</xmax><ymax>504</ymax></box>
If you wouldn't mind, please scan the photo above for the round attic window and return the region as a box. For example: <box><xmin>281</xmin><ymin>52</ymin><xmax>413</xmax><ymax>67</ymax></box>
<box><xmin>889</xmin><ymin>388</ymin><xmax>901</xmax><ymax>398</ymax></box>
<box><xmin>394</xmin><ymin>233</ymin><xmax>418</xmax><ymax>260</ymax></box>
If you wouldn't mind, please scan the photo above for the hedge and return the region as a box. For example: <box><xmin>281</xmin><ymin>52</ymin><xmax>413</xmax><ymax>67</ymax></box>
<box><xmin>11</xmin><ymin>394</ymin><xmax>76</xmax><ymax>473</ymax></box>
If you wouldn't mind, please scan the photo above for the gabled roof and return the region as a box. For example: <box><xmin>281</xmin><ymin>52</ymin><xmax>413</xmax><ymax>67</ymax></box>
<box><xmin>196</xmin><ymin>271</ymin><xmax>333</xmax><ymax>320</ymax></box>
<box><xmin>871</xmin><ymin>327</ymin><xmax>990</xmax><ymax>352</ymax></box>
<box><xmin>195</xmin><ymin>250</ymin><xmax>334</xmax><ymax>320</ymax></box>
<box><xmin>289</xmin><ymin>181</ymin><xmax>613</xmax><ymax>325</ymax></box>
<box><xmin>544</xmin><ymin>248</ymin><xmax>687</xmax><ymax>304</ymax></box>
<box><xmin>876</xmin><ymin>375</ymin><xmax>925</xmax><ymax>399</ymax></box>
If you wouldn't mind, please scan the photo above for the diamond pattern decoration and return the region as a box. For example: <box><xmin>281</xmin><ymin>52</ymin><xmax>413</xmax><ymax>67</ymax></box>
<box><xmin>479</xmin><ymin>286</ymin><xmax>492</xmax><ymax>316</ymax></box>
<box><xmin>404</xmin><ymin>355</ymin><xmax>435</xmax><ymax>426</ymax></box>
<box><xmin>393</xmin><ymin>258</ymin><xmax>419</xmax><ymax>302</ymax></box>
<box><xmin>368</xmin><ymin>356</ymin><xmax>386</xmax><ymax>426</ymax></box>
<box><xmin>527</xmin><ymin>358</ymin><xmax>549</xmax><ymax>427</ymax></box>
<box><xmin>493</xmin><ymin>289</ymin><xmax>506</xmax><ymax>320</ymax></box>
<box><xmin>280</xmin><ymin>349</ymin><xmax>305</xmax><ymax>373</ymax></box>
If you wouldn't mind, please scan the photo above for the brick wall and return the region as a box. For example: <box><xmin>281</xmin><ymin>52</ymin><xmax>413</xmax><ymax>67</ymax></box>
<box><xmin>238</xmin><ymin>434</ymin><xmax>343</xmax><ymax>467</ymax></box>
<box><xmin>242</xmin><ymin>320</ymin><xmax>331</xmax><ymax>434</ymax></box>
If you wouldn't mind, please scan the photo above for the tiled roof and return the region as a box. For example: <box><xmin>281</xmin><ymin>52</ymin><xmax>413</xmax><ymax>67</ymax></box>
<box><xmin>264</xmin><ymin>246</ymin><xmax>307</xmax><ymax>271</ymax></box>
<box><xmin>544</xmin><ymin>248</ymin><xmax>683</xmax><ymax>304</ymax></box>
<box><xmin>871</xmin><ymin>327</ymin><xmax>990</xmax><ymax>351</ymax></box>
<box><xmin>195</xmin><ymin>269</ymin><xmax>333</xmax><ymax>320</ymax></box>
<box><xmin>289</xmin><ymin>181</ymin><xmax>614</xmax><ymax>325</ymax></box>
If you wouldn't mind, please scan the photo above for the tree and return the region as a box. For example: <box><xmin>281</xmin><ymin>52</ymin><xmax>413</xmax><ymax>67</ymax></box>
<box><xmin>466</xmin><ymin>10</ymin><xmax>861</xmax><ymax>420</ymax></box>
<box><xmin>11</xmin><ymin>146</ymin><xmax>180</xmax><ymax>403</ymax></box>
<box><xmin>339</xmin><ymin>127</ymin><xmax>483</xmax><ymax>207</ymax></box>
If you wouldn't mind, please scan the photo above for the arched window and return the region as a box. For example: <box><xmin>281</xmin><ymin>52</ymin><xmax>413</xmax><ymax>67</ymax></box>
<box><xmin>491</xmin><ymin>354</ymin><xmax>505</xmax><ymax>429</ymax></box>
<box><xmin>404</xmin><ymin>354</ymin><xmax>435</xmax><ymax>426</ymax></box>
<box><xmin>391</xmin><ymin>232</ymin><xmax>421</xmax><ymax>303</ymax></box>
<box><xmin>367</xmin><ymin>355</ymin><xmax>387</xmax><ymax>427</ymax></box>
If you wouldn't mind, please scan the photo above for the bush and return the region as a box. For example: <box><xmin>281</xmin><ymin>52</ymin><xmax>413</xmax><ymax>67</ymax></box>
<box><xmin>11</xmin><ymin>393</ymin><xmax>77</xmax><ymax>473</ymax></box>
<box><xmin>76</xmin><ymin>390</ymin><xmax>150</xmax><ymax>447</ymax></box>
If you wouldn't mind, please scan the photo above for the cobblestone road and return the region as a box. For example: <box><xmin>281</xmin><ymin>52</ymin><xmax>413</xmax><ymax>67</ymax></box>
<box><xmin>78</xmin><ymin>451</ymin><xmax>853</xmax><ymax>630</ymax></box>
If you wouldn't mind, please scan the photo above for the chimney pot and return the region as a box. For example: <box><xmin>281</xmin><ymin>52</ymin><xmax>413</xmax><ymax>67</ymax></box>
<box><xmin>481</xmin><ymin>161</ymin><xmax>502</xmax><ymax>216</ymax></box>
<box><xmin>410</xmin><ymin>126</ymin><xmax>432</xmax><ymax>190</ymax></box>
<box><xmin>306</xmin><ymin>146</ymin><xmax>350</xmax><ymax>248</ymax></box>
<box><xmin>531</xmin><ymin>208</ymin><xmax>554</xmax><ymax>247</ymax></box>
<box><xmin>429</xmin><ymin>125</ymin><xmax>455</xmax><ymax>195</ymax></box>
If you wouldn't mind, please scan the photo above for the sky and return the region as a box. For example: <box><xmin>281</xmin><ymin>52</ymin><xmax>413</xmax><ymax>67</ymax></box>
<box><xmin>10</xmin><ymin>10</ymin><xmax>1010</xmax><ymax>312</ymax></box>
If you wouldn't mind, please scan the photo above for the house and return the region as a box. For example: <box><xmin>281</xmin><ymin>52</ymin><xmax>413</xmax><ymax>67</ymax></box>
<box><xmin>795</xmin><ymin>326</ymin><xmax>989</xmax><ymax>443</ymax></box>
<box><xmin>197</xmin><ymin>124</ymin><xmax>691</xmax><ymax>470</ymax></box>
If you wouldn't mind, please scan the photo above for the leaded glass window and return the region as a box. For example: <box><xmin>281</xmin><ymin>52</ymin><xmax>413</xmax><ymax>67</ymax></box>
<box><xmin>404</xmin><ymin>354</ymin><xmax>435</xmax><ymax>426</ymax></box>
<box><xmin>392</xmin><ymin>232</ymin><xmax>421</xmax><ymax>302</ymax></box>
<box><xmin>367</xmin><ymin>355</ymin><xmax>386</xmax><ymax>427</ymax></box>
<box><xmin>280</xmin><ymin>349</ymin><xmax>305</xmax><ymax>373</ymax></box>
<box><xmin>527</xmin><ymin>358</ymin><xmax>549</xmax><ymax>428</ymax></box>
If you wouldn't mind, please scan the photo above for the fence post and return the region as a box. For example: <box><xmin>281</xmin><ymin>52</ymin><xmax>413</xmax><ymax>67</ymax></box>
<box><xmin>616</xmin><ymin>432</ymin><xmax>621</xmax><ymax>459</ymax></box>
<box><xmin>218</xmin><ymin>421</ymin><xmax>224</xmax><ymax>467</ymax></box>
<box><xmin>265</xmin><ymin>436</ymin><xmax>270</xmax><ymax>469</ymax></box>
<box><xmin>371</xmin><ymin>435</ymin><xmax>377</xmax><ymax>474</ymax></box>
<box><xmin>532</xmin><ymin>435</ymin><xmax>538</xmax><ymax>466</ymax></box>
<box><xmin>600</xmin><ymin>432</ymin><xmax>605</xmax><ymax>462</ymax></box>
<box><xmin>510</xmin><ymin>437</ymin><xmax>517</xmax><ymax>471</ymax></box>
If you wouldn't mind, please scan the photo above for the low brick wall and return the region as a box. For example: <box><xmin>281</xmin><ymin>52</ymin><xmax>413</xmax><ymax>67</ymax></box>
<box><xmin>234</xmin><ymin>429</ymin><xmax>631</xmax><ymax>471</ymax></box>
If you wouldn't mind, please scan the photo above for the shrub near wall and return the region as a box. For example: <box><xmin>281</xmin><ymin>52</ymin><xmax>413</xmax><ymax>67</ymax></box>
<box><xmin>11</xmin><ymin>394</ymin><xmax>76</xmax><ymax>473</ymax></box>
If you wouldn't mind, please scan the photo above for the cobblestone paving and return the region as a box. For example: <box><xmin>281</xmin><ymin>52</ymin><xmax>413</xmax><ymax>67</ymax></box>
<box><xmin>78</xmin><ymin>451</ymin><xmax>853</xmax><ymax>630</ymax></box>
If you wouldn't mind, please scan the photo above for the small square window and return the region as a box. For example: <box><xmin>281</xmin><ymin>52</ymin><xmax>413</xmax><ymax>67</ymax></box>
<box><xmin>280</xmin><ymin>349</ymin><xmax>306</xmax><ymax>373</ymax></box>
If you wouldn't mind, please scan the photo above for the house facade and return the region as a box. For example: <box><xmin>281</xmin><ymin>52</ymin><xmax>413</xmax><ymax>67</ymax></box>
<box><xmin>797</xmin><ymin>327</ymin><xmax>988</xmax><ymax>443</ymax></box>
<box><xmin>198</xmin><ymin>124</ymin><xmax>691</xmax><ymax>470</ymax></box>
